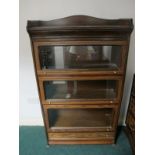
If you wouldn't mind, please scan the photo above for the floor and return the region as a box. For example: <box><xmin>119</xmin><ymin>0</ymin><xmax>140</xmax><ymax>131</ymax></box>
<box><xmin>19</xmin><ymin>126</ymin><xmax>132</xmax><ymax>155</ymax></box>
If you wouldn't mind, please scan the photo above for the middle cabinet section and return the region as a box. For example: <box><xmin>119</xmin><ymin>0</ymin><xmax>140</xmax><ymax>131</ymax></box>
<box><xmin>38</xmin><ymin>76</ymin><xmax>122</xmax><ymax>104</ymax></box>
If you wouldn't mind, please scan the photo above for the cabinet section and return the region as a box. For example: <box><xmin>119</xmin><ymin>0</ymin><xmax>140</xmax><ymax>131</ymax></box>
<box><xmin>33</xmin><ymin>42</ymin><xmax>128</xmax><ymax>75</ymax></box>
<box><xmin>43</xmin><ymin>106</ymin><xmax>117</xmax><ymax>132</ymax></box>
<box><xmin>38</xmin><ymin>77</ymin><xmax>122</xmax><ymax>104</ymax></box>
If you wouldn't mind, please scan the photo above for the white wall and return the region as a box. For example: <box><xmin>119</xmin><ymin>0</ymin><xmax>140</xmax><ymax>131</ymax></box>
<box><xmin>19</xmin><ymin>0</ymin><xmax>135</xmax><ymax>125</ymax></box>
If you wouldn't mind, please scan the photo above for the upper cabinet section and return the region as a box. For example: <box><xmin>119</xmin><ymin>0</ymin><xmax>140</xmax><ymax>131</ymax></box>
<box><xmin>36</xmin><ymin>44</ymin><xmax>122</xmax><ymax>72</ymax></box>
<box><xmin>27</xmin><ymin>15</ymin><xmax>133</xmax><ymax>75</ymax></box>
<box><xmin>39</xmin><ymin>45</ymin><xmax>121</xmax><ymax>70</ymax></box>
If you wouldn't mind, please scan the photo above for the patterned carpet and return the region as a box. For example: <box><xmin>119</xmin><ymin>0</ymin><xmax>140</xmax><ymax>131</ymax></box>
<box><xmin>19</xmin><ymin>126</ymin><xmax>132</xmax><ymax>155</ymax></box>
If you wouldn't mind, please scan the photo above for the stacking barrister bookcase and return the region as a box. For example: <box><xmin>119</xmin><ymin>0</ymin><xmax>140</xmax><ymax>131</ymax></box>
<box><xmin>27</xmin><ymin>15</ymin><xmax>133</xmax><ymax>145</ymax></box>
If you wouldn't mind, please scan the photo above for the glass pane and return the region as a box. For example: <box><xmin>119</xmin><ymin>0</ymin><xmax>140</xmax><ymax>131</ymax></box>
<box><xmin>38</xmin><ymin>45</ymin><xmax>121</xmax><ymax>70</ymax></box>
<box><xmin>48</xmin><ymin>108</ymin><xmax>113</xmax><ymax>129</ymax></box>
<box><xmin>43</xmin><ymin>80</ymin><xmax>117</xmax><ymax>100</ymax></box>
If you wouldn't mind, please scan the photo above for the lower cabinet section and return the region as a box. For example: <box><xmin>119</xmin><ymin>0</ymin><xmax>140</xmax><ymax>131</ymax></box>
<box><xmin>43</xmin><ymin>106</ymin><xmax>117</xmax><ymax>144</ymax></box>
<box><xmin>47</xmin><ymin>108</ymin><xmax>114</xmax><ymax>131</ymax></box>
<box><xmin>48</xmin><ymin>132</ymin><xmax>115</xmax><ymax>144</ymax></box>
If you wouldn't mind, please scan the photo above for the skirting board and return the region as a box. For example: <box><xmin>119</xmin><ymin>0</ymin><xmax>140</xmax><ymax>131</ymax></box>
<box><xmin>19</xmin><ymin>118</ymin><xmax>44</xmax><ymax>126</ymax></box>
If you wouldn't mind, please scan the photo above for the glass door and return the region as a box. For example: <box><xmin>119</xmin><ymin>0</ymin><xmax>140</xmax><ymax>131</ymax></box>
<box><xmin>38</xmin><ymin>45</ymin><xmax>121</xmax><ymax>70</ymax></box>
<box><xmin>46</xmin><ymin>108</ymin><xmax>115</xmax><ymax>132</ymax></box>
<box><xmin>34</xmin><ymin>42</ymin><xmax>127</xmax><ymax>75</ymax></box>
<box><xmin>39</xmin><ymin>77</ymin><xmax>122</xmax><ymax>104</ymax></box>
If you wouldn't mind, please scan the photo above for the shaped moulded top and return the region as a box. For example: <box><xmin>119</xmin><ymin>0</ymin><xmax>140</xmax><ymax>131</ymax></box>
<box><xmin>27</xmin><ymin>15</ymin><xmax>133</xmax><ymax>38</ymax></box>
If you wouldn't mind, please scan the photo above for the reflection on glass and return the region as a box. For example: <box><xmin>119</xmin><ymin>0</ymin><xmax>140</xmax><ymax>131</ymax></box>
<box><xmin>43</xmin><ymin>80</ymin><xmax>117</xmax><ymax>100</ymax></box>
<box><xmin>48</xmin><ymin>108</ymin><xmax>113</xmax><ymax>129</ymax></box>
<box><xmin>39</xmin><ymin>45</ymin><xmax>121</xmax><ymax>70</ymax></box>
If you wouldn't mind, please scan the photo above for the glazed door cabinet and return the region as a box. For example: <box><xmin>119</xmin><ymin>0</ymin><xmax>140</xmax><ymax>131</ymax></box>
<box><xmin>38</xmin><ymin>76</ymin><xmax>123</xmax><ymax>104</ymax></box>
<box><xmin>33</xmin><ymin>42</ymin><xmax>128</xmax><ymax>76</ymax></box>
<box><xmin>44</xmin><ymin>106</ymin><xmax>117</xmax><ymax>132</ymax></box>
<box><xmin>27</xmin><ymin>15</ymin><xmax>133</xmax><ymax>145</ymax></box>
<box><xmin>43</xmin><ymin>105</ymin><xmax>118</xmax><ymax>144</ymax></box>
